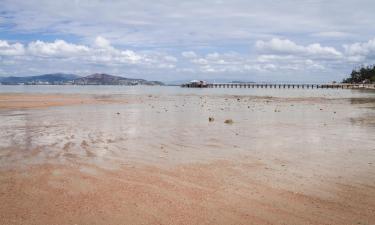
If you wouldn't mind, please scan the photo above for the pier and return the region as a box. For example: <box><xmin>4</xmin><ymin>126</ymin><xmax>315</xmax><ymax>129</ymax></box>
<box><xmin>182</xmin><ymin>83</ymin><xmax>375</xmax><ymax>89</ymax></box>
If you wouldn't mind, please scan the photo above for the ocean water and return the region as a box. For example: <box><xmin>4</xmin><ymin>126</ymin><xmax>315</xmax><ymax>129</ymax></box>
<box><xmin>0</xmin><ymin>85</ymin><xmax>375</xmax><ymax>98</ymax></box>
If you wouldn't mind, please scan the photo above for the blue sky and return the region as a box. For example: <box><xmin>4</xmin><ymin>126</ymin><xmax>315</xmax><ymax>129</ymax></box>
<box><xmin>0</xmin><ymin>0</ymin><xmax>375</xmax><ymax>82</ymax></box>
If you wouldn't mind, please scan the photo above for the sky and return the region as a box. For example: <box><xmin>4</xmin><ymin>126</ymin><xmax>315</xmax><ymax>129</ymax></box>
<box><xmin>0</xmin><ymin>0</ymin><xmax>375</xmax><ymax>83</ymax></box>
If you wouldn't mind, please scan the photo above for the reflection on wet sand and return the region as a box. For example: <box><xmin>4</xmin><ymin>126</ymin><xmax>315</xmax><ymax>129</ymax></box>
<box><xmin>0</xmin><ymin>94</ymin><xmax>119</xmax><ymax>109</ymax></box>
<box><xmin>0</xmin><ymin>93</ymin><xmax>375</xmax><ymax>225</ymax></box>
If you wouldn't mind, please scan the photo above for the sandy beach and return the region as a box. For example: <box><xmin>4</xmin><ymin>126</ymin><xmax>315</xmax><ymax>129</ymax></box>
<box><xmin>1</xmin><ymin>91</ymin><xmax>375</xmax><ymax>225</ymax></box>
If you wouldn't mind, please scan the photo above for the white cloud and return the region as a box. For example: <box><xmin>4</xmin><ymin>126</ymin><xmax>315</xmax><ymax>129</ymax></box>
<box><xmin>28</xmin><ymin>40</ymin><xmax>89</xmax><ymax>57</ymax></box>
<box><xmin>256</xmin><ymin>38</ymin><xmax>303</xmax><ymax>54</ymax></box>
<box><xmin>181</xmin><ymin>51</ymin><xmax>197</xmax><ymax>58</ymax></box>
<box><xmin>0</xmin><ymin>37</ymin><xmax>178</xmax><ymax>78</ymax></box>
<box><xmin>192</xmin><ymin>58</ymin><xmax>209</xmax><ymax>65</ymax></box>
<box><xmin>94</xmin><ymin>36</ymin><xmax>111</xmax><ymax>49</ymax></box>
<box><xmin>117</xmin><ymin>50</ymin><xmax>143</xmax><ymax>64</ymax></box>
<box><xmin>343</xmin><ymin>38</ymin><xmax>375</xmax><ymax>61</ymax></box>
<box><xmin>206</xmin><ymin>52</ymin><xmax>220</xmax><ymax>59</ymax></box>
<box><xmin>0</xmin><ymin>40</ymin><xmax>25</xmax><ymax>56</ymax></box>
<box><xmin>24</xmin><ymin>38</ymin><xmax>178</xmax><ymax>67</ymax></box>
<box><xmin>164</xmin><ymin>55</ymin><xmax>178</xmax><ymax>62</ymax></box>
<box><xmin>1</xmin><ymin>36</ymin><xmax>375</xmax><ymax>82</ymax></box>
<box><xmin>305</xmin><ymin>43</ymin><xmax>342</xmax><ymax>58</ymax></box>
<box><xmin>187</xmin><ymin>51</ymin><xmax>277</xmax><ymax>73</ymax></box>
<box><xmin>2</xmin><ymin>0</ymin><xmax>375</xmax><ymax>50</ymax></box>
<box><xmin>181</xmin><ymin>42</ymin><xmax>337</xmax><ymax>75</ymax></box>
<box><xmin>256</xmin><ymin>38</ymin><xmax>342</xmax><ymax>59</ymax></box>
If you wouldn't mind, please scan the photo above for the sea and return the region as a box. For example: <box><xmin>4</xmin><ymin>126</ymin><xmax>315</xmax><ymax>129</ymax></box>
<box><xmin>1</xmin><ymin>85</ymin><xmax>375</xmax><ymax>98</ymax></box>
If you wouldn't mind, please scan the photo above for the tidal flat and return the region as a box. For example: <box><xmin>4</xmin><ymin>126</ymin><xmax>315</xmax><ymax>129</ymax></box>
<box><xmin>0</xmin><ymin>88</ymin><xmax>375</xmax><ymax>225</ymax></box>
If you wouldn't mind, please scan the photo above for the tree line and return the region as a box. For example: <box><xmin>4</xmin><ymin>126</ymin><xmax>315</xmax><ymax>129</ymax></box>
<box><xmin>343</xmin><ymin>65</ymin><xmax>375</xmax><ymax>83</ymax></box>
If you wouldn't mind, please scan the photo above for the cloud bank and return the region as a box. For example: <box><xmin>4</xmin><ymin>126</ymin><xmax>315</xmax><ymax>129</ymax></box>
<box><xmin>2</xmin><ymin>36</ymin><xmax>375</xmax><ymax>82</ymax></box>
<box><xmin>0</xmin><ymin>0</ymin><xmax>375</xmax><ymax>82</ymax></box>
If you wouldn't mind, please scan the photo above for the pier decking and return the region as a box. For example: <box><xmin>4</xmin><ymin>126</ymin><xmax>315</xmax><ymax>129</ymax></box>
<box><xmin>182</xmin><ymin>83</ymin><xmax>375</xmax><ymax>89</ymax></box>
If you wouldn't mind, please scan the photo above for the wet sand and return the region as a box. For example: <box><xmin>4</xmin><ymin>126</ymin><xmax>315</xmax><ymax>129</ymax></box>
<box><xmin>0</xmin><ymin>93</ymin><xmax>375</xmax><ymax>225</ymax></box>
<box><xmin>0</xmin><ymin>93</ymin><xmax>128</xmax><ymax>109</ymax></box>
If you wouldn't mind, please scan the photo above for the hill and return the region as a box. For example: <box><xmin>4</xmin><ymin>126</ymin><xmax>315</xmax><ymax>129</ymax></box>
<box><xmin>0</xmin><ymin>73</ymin><xmax>164</xmax><ymax>85</ymax></box>
<box><xmin>73</xmin><ymin>73</ymin><xmax>164</xmax><ymax>85</ymax></box>
<box><xmin>0</xmin><ymin>73</ymin><xmax>80</xmax><ymax>85</ymax></box>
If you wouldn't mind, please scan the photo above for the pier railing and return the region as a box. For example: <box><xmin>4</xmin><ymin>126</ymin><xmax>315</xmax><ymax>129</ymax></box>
<box><xmin>183</xmin><ymin>83</ymin><xmax>375</xmax><ymax>89</ymax></box>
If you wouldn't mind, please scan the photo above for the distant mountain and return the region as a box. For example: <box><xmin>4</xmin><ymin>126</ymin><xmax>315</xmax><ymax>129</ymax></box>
<box><xmin>73</xmin><ymin>73</ymin><xmax>164</xmax><ymax>85</ymax></box>
<box><xmin>0</xmin><ymin>73</ymin><xmax>164</xmax><ymax>85</ymax></box>
<box><xmin>0</xmin><ymin>73</ymin><xmax>80</xmax><ymax>84</ymax></box>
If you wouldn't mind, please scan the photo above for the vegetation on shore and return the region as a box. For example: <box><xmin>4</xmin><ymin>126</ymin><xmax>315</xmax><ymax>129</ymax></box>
<box><xmin>343</xmin><ymin>65</ymin><xmax>375</xmax><ymax>83</ymax></box>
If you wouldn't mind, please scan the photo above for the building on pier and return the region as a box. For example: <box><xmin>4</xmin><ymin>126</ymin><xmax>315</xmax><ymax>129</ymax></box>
<box><xmin>181</xmin><ymin>80</ymin><xmax>208</xmax><ymax>88</ymax></box>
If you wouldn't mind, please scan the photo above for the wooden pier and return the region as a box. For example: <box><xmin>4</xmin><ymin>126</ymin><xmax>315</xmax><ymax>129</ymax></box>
<box><xmin>182</xmin><ymin>83</ymin><xmax>375</xmax><ymax>89</ymax></box>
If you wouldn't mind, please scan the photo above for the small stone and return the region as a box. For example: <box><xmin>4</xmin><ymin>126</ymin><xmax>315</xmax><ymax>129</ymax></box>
<box><xmin>224</xmin><ymin>119</ymin><xmax>234</xmax><ymax>124</ymax></box>
<box><xmin>209</xmin><ymin>117</ymin><xmax>214</xmax><ymax>122</ymax></box>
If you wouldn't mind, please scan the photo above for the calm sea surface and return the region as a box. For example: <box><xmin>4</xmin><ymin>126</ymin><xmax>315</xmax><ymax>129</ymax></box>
<box><xmin>1</xmin><ymin>85</ymin><xmax>375</xmax><ymax>98</ymax></box>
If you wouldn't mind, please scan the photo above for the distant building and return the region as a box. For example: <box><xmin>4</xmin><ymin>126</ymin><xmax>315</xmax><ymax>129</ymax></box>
<box><xmin>182</xmin><ymin>80</ymin><xmax>208</xmax><ymax>88</ymax></box>
<box><xmin>362</xmin><ymin>79</ymin><xmax>371</xmax><ymax>84</ymax></box>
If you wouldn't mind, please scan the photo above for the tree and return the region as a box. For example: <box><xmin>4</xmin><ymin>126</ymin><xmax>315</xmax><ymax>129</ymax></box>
<box><xmin>343</xmin><ymin>65</ymin><xmax>375</xmax><ymax>83</ymax></box>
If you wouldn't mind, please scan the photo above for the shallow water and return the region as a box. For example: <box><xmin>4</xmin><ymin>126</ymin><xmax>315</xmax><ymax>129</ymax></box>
<box><xmin>1</xmin><ymin>84</ymin><xmax>375</xmax><ymax>98</ymax></box>
<box><xmin>1</xmin><ymin>92</ymin><xmax>374</xmax><ymax>173</ymax></box>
